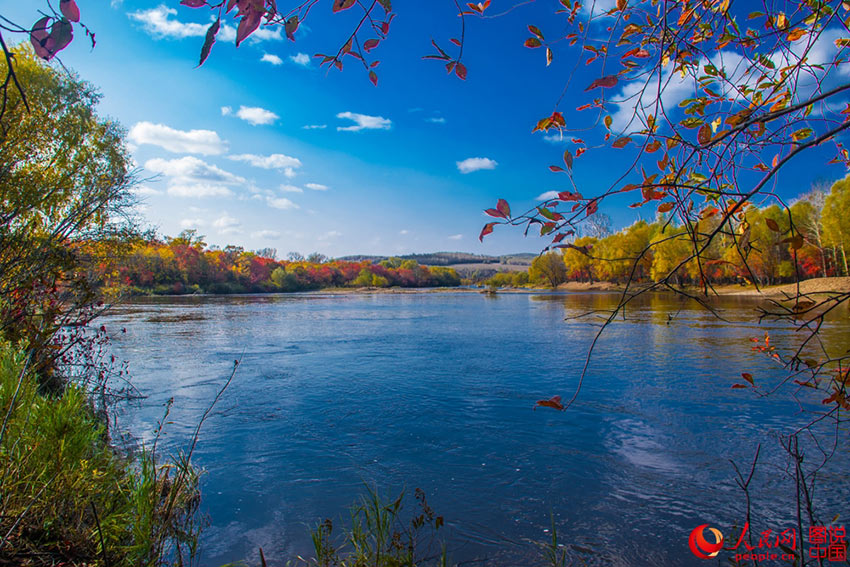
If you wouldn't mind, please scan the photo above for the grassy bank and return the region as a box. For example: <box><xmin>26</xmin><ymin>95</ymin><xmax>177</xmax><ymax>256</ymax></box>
<box><xmin>0</xmin><ymin>342</ymin><xmax>202</xmax><ymax>567</ymax></box>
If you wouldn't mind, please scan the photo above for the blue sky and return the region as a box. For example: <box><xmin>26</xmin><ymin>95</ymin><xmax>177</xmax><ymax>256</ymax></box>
<box><xmin>4</xmin><ymin>1</ymin><xmax>847</xmax><ymax>257</ymax></box>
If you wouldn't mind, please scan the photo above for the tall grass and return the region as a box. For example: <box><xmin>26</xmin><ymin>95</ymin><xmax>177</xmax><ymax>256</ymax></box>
<box><xmin>0</xmin><ymin>341</ymin><xmax>203</xmax><ymax>566</ymax></box>
<box><xmin>300</xmin><ymin>486</ymin><xmax>447</xmax><ymax>567</ymax></box>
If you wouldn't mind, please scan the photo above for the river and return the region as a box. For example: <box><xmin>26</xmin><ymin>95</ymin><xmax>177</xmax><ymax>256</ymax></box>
<box><xmin>102</xmin><ymin>291</ymin><xmax>850</xmax><ymax>566</ymax></box>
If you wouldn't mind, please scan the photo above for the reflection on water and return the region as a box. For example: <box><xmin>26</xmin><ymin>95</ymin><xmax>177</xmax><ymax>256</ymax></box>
<box><xmin>102</xmin><ymin>291</ymin><xmax>850</xmax><ymax>567</ymax></box>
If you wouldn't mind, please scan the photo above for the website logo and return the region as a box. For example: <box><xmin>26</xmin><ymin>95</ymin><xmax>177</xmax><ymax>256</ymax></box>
<box><xmin>689</xmin><ymin>524</ymin><xmax>724</xmax><ymax>559</ymax></box>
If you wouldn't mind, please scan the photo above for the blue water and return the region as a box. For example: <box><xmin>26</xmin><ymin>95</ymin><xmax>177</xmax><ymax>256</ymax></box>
<box><xmin>102</xmin><ymin>291</ymin><xmax>850</xmax><ymax>566</ymax></box>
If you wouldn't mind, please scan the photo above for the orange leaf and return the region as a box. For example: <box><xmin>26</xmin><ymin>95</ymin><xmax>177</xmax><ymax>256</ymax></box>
<box><xmin>479</xmin><ymin>222</ymin><xmax>496</xmax><ymax>241</ymax></box>
<box><xmin>534</xmin><ymin>395</ymin><xmax>565</xmax><ymax>411</ymax></box>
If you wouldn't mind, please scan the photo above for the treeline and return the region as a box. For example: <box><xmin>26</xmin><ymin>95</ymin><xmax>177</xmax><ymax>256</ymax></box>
<box><xmin>487</xmin><ymin>178</ymin><xmax>850</xmax><ymax>288</ymax></box>
<box><xmin>97</xmin><ymin>232</ymin><xmax>461</xmax><ymax>295</ymax></box>
<box><xmin>338</xmin><ymin>252</ymin><xmax>532</xmax><ymax>266</ymax></box>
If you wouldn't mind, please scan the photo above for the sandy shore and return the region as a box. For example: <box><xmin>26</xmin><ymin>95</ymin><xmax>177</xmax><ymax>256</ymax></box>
<box><xmin>310</xmin><ymin>277</ymin><xmax>850</xmax><ymax>298</ymax></box>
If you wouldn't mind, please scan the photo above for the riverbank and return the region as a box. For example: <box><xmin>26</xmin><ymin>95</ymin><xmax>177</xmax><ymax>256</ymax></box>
<box><xmin>314</xmin><ymin>277</ymin><xmax>850</xmax><ymax>296</ymax></box>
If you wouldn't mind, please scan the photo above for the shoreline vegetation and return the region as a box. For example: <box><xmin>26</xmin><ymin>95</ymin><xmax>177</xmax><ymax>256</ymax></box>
<box><xmin>293</xmin><ymin>275</ymin><xmax>850</xmax><ymax>297</ymax></box>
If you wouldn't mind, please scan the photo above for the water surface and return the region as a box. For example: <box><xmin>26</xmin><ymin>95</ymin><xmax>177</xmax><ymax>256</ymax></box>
<box><xmin>103</xmin><ymin>291</ymin><xmax>850</xmax><ymax>566</ymax></box>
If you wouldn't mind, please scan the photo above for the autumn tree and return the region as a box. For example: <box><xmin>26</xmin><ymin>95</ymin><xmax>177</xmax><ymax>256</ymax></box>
<box><xmin>529</xmin><ymin>252</ymin><xmax>567</xmax><ymax>288</ymax></box>
<box><xmin>0</xmin><ymin>46</ymin><xmax>134</xmax><ymax>380</ymax></box>
<box><xmin>822</xmin><ymin>175</ymin><xmax>850</xmax><ymax>275</ymax></box>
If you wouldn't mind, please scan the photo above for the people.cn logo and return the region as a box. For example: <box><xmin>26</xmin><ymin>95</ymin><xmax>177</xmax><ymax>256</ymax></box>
<box><xmin>689</xmin><ymin>524</ymin><xmax>724</xmax><ymax>559</ymax></box>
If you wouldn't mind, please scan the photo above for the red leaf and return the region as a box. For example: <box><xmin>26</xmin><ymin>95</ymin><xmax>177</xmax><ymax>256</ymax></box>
<box><xmin>585</xmin><ymin>75</ymin><xmax>618</xmax><ymax>90</ymax></box>
<box><xmin>612</xmin><ymin>137</ymin><xmax>632</xmax><ymax>148</ymax></box>
<box><xmin>766</xmin><ymin>218</ymin><xmax>780</xmax><ymax>232</ymax></box>
<box><xmin>479</xmin><ymin>222</ymin><xmax>496</xmax><ymax>242</ymax></box>
<box><xmin>364</xmin><ymin>38</ymin><xmax>380</xmax><ymax>52</ymax></box>
<box><xmin>558</xmin><ymin>191</ymin><xmax>582</xmax><ymax>201</ymax></box>
<box><xmin>198</xmin><ymin>18</ymin><xmax>220</xmax><ymax>67</ymax></box>
<box><xmin>731</xmin><ymin>384</ymin><xmax>748</xmax><ymax>389</ymax></box>
<box><xmin>586</xmin><ymin>200</ymin><xmax>599</xmax><ymax>215</ymax></box>
<box><xmin>496</xmin><ymin>198</ymin><xmax>511</xmax><ymax>217</ymax></box>
<box><xmin>549</xmin><ymin>165</ymin><xmax>564</xmax><ymax>172</ymax></box>
<box><xmin>48</xmin><ymin>19</ymin><xmax>73</xmax><ymax>56</ymax></box>
<box><xmin>60</xmin><ymin>0</ymin><xmax>81</xmax><ymax>22</ymax></box>
<box><xmin>741</xmin><ymin>372</ymin><xmax>754</xmax><ymax>385</ymax></box>
<box><xmin>333</xmin><ymin>0</ymin><xmax>356</xmax><ymax>12</ymax></box>
<box><xmin>485</xmin><ymin>208</ymin><xmax>506</xmax><ymax>219</ymax></box>
<box><xmin>535</xmin><ymin>395</ymin><xmax>565</xmax><ymax>411</ymax></box>
<box><xmin>524</xmin><ymin>37</ymin><xmax>542</xmax><ymax>48</ymax></box>
<box><xmin>30</xmin><ymin>16</ymin><xmax>54</xmax><ymax>60</ymax></box>
<box><xmin>563</xmin><ymin>150</ymin><xmax>573</xmax><ymax>170</ymax></box>
<box><xmin>455</xmin><ymin>62</ymin><xmax>467</xmax><ymax>80</ymax></box>
<box><xmin>369</xmin><ymin>70</ymin><xmax>378</xmax><ymax>86</ymax></box>
<box><xmin>236</xmin><ymin>9</ymin><xmax>262</xmax><ymax>46</ymax></box>
<box><xmin>180</xmin><ymin>0</ymin><xmax>206</xmax><ymax>7</ymax></box>
<box><xmin>657</xmin><ymin>202</ymin><xmax>675</xmax><ymax>213</ymax></box>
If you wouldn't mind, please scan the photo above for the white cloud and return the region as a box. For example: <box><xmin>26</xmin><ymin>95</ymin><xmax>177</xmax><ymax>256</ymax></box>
<box><xmin>129</xmin><ymin>122</ymin><xmax>227</xmax><ymax>155</ymax></box>
<box><xmin>232</xmin><ymin>106</ymin><xmax>279</xmax><ymax>126</ymax></box>
<box><xmin>145</xmin><ymin>156</ymin><xmax>244</xmax><ymax>198</ymax></box>
<box><xmin>542</xmin><ymin>133</ymin><xmax>568</xmax><ymax>144</ymax></box>
<box><xmin>305</xmin><ymin>183</ymin><xmax>328</xmax><ymax>191</ymax></box>
<box><xmin>336</xmin><ymin>111</ymin><xmax>392</xmax><ymax>132</ymax></box>
<box><xmin>180</xmin><ymin>218</ymin><xmax>206</xmax><ymax>228</ymax></box>
<box><xmin>146</xmin><ymin>156</ymin><xmax>245</xmax><ymax>184</ymax></box>
<box><xmin>456</xmin><ymin>157</ymin><xmax>497</xmax><ymax>174</ymax></box>
<box><xmin>283</xmin><ymin>167</ymin><xmax>297</xmax><ymax>179</ymax></box>
<box><xmin>448</xmin><ymin>234</ymin><xmax>463</xmax><ymax>240</ymax></box>
<box><xmin>252</xmin><ymin>230</ymin><xmax>281</xmax><ymax>239</ymax></box>
<box><xmin>221</xmin><ymin>106</ymin><xmax>232</xmax><ymax>116</ymax></box>
<box><xmin>261</xmin><ymin>53</ymin><xmax>283</xmax><ymax>65</ymax></box>
<box><xmin>536</xmin><ymin>191</ymin><xmax>560</xmax><ymax>201</ymax></box>
<box><xmin>267</xmin><ymin>197</ymin><xmax>299</xmax><ymax>210</ymax></box>
<box><xmin>130</xmin><ymin>6</ymin><xmax>281</xmax><ymax>44</ymax></box>
<box><xmin>607</xmin><ymin>34</ymin><xmax>843</xmax><ymax>135</ymax></box>
<box><xmin>213</xmin><ymin>213</ymin><xmax>240</xmax><ymax>229</ymax></box>
<box><xmin>279</xmin><ymin>184</ymin><xmax>303</xmax><ymax>193</ymax></box>
<box><xmin>219</xmin><ymin>22</ymin><xmax>281</xmax><ymax>43</ymax></box>
<box><xmin>132</xmin><ymin>185</ymin><xmax>162</xmax><ymax>196</ymax></box>
<box><xmin>399</xmin><ymin>230</ymin><xmax>410</xmax><ymax>235</ymax></box>
<box><xmin>290</xmin><ymin>53</ymin><xmax>310</xmax><ymax>66</ymax></box>
<box><xmin>426</xmin><ymin>117</ymin><xmax>446</xmax><ymax>124</ymax></box>
<box><xmin>168</xmin><ymin>184</ymin><xmax>233</xmax><ymax>198</ymax></box>
<box><xmin>128</xmin><ymin>5</ymin><xmax>207</xmax><ymax>38</ymax></box>
<box><xmin>580</xmin><ymin>0</ymin><xmax>616</xmax><ymax>16</ymax></box>
<box><xmin>302</xmin><ymin>124</ymin><xmax>327</xmax><ymax>130</ymax></box>
<box><xmin>319</xmin><ymin>231</ymin><xmax>342</xmax><ymax>240</ymax></box>
<box><xmin>228</xmin><ymin>153</ymin><xmax>302</xmax><ymax>170</ymax></box>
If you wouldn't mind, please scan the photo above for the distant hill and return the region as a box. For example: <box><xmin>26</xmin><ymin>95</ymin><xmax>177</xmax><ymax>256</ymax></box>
<box><xmin>336</xmin><ymin>252</ymin><xmax>537</xmax><ymax>267</ymax></box>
